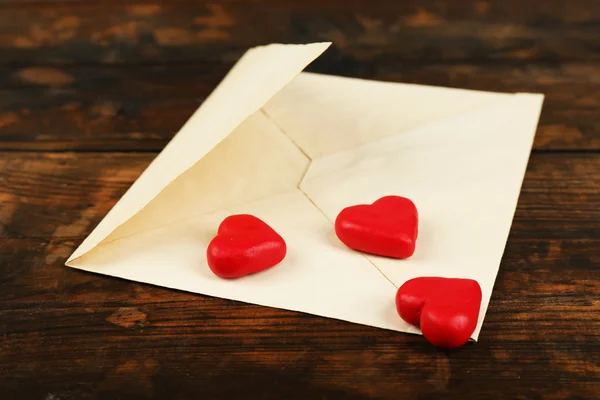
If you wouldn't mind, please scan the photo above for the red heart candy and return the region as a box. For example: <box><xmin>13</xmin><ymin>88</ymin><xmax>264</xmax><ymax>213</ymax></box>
<box><xmin>395</xmin><ymin>277</ymin><xmax>482</xmax><ymax>348</ymax></box>
<box><xmin>335</xmin><ymin>196</ymin><xmax>418</xmax><ymax>259</ymax></box>
<box><xmin>207</xmin><ymin>214</ymin><xmax>286</xmax><ymax>279</ymax></box>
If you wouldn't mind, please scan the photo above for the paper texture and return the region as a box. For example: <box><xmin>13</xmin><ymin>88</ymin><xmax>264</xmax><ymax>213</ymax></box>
<box><xmin>67</xmin><ymin>42</ymin><xmax>544</xmax><ymax>340</ymax></box>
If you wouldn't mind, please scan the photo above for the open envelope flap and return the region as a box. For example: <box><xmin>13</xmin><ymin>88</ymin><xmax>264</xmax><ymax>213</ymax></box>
<box><xmin>67</xmin><ymin>42</ymin><xmax>331</xmax><ymax>263</ymax></box>
<box><xmin>263</xmin><ymin>72</ymin><xmax>514</xmax><ymax>158</ymax></box>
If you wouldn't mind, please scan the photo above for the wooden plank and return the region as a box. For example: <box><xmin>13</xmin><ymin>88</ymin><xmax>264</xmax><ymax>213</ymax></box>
<box><xmin>1</xmin><ymin>235</ymin><xmax>598</xmax><ymax>399</ymax></box>
<box><xmin>0</xmin><ymin>152</ymin><xmax>150</xmax><ymax>238</ymax></box>
<box><xmin>0</xmin><ymin>1</ymin><xmax>599</xmax><ymax>65</ymax></box>
<box><xmin>1</xmin><ymin>62</ymin><xmax>599</xmax><ymax>151</ymax></box>
<box><xmin>0</xmin><ymin>63</ymin><xmax>229</xmax><ymax>151</ymax></box>
<box><xmin>1</xmin><ymin>152</ymin><xmax>599</xmax><ymax>240</ymax></box>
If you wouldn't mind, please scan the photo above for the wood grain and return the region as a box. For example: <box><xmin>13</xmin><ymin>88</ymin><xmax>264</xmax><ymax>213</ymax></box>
<box><xmin>1</xmin><ymin>152</ymin><xmax>599</xmax><ymax>239</ymax></box>
<box><xmin>2</xmin><ymin>62</ymin><xmax>600</xmax><ymax>151</ymax></box>
<box><xmin>0</xmin><ymin>0</ymin><xmax>599</xmax><ymax>65</ymax></box>
<box><xmin>0</xmin><ymin>152</ymin><xmax>149</xmax><ymax>238</ymax></box>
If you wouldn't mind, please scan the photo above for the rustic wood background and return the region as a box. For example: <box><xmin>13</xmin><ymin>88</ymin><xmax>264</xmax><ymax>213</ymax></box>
<box><xmin>1</xmin><ymin>1</ymin><xmax>599</xmax><ymax>399</ymax></box>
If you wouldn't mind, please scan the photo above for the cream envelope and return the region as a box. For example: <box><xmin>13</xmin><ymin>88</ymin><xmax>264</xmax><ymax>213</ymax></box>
<box><xmin>66</xmin><ymin>42</ymin><xmax>544</xmax><ymax>340</ymax></box>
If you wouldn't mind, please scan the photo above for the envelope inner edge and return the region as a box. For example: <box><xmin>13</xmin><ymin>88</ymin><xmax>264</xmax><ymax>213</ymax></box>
<box><xmin>259</xmin><ymin>108</ymin><xmax>399</xmax><ymax>290</ymax></box>
<box><xmin>69</xmin><ymin>111</ymin><xmax>311</xmax><ymax>260</ymax></box>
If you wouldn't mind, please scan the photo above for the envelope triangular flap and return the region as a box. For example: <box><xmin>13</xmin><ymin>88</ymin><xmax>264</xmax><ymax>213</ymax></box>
<box><xmin>68</xmin><ymin>42</ymin><xmax>331</xmax><ymax>263</ymax></box>
<box><xmin>263</xmin><ymin>72</ymin><xmax>512</xmax><ymax>158</ymax></box>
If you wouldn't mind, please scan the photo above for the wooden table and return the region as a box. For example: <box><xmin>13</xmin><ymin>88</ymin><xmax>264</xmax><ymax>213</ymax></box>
<box><xmin>1</xmin><ymin>1</ymin><xmax>599</xmax><ymax>398</ymax></box>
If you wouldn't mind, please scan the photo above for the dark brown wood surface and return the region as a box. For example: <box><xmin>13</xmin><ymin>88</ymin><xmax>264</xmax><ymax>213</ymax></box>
<box><xmin>1</xmin><ymin>1</ymin><xmax>599</xmax><ymax>399</ymax></box>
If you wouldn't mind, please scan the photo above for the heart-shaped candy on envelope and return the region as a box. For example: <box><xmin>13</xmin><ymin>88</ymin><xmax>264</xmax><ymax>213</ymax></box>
<box><xmin>396</xmin><ymin>277</ymin><xmax>482</xmax><ymax>348</ymax></box>
<box><xmin>207</xmin><ymin>214</ymin><xmax>287</xmax><ymax>278</ymax></box>
<box><xmin>335</xmin><ymin>196</ymin><xmax>418</xmax><ymax>258</ymax></box>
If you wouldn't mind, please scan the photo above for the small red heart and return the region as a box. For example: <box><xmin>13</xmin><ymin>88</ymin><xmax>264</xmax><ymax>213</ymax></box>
<box><xmin>395</xmin><ymin>277</ymin><xmax>482</xmax><ymax>348</ymax></box>
<box><xmin>335</xmin><ymin>196</ymin><xmax>418</xmax><ymax>259</ymax></box>
<box><xmin>207</xmin><ymin>214</ymin><xmax>287</xmax><ymax>279</ymax></box>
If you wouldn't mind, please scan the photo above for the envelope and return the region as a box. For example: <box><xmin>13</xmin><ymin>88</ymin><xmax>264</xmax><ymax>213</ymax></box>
<box><xmin>66</xmin><ymin>42</ymin><xmax>544</xmax><ymax>340</ymax></box>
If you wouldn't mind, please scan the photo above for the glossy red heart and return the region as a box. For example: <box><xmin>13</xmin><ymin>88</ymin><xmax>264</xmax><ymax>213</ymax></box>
<box><xmin>207</xmin><ymin>214</ymin><xmax>286</xmax><ymax>279</ymax></box>
<box><xmin>396</xmin><ymin>277</ymin><xmax>482</xmax><ymax>348</ymax></box>
<box><xmin>335</xmin><ymin>196</ymin><xmax>418</xmax><ymax>258</ymax></box>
